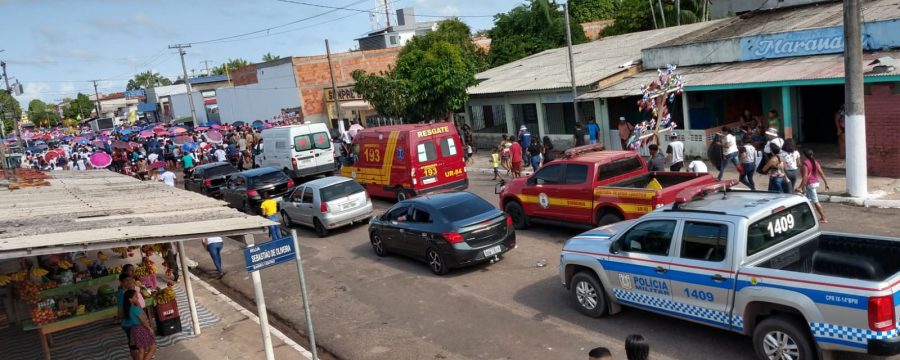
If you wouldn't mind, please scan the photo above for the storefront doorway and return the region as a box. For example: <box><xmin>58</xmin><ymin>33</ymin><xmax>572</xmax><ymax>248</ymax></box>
<box><xmin>798</xmin><ymin>85</ymin><xmax>843</xmax><ymax>144</ymax></box>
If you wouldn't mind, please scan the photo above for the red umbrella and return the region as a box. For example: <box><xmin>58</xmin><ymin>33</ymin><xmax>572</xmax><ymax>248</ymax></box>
<box><xmin>90</xmin><ymin>152</ymin><xmax>112</xmax><ymax>168</ymax></box>
<box><xmin>170</xmin><ymin>127</ymin><xmax>188</xmax><ymax>135</ymax></box>
<box><xmin>204</xmin><ymin>130</ymin><xmax>224</xmax><ymax>144</ymax></box>
<box><xmin>138</xmin><ymin>130</ymin><xmax>153</xmax><ymax>138</ymax></box>
<box><xmin>44</xmin><ymin>151</ymin><xmax>60</xmax><ymax>162</ymax></box>
<box><xmin>128</xmin><ymin>142</ymin><xmax>142</xmax><ymax>150</ymax></box>
<box><xmin>196</xmin><ymin>126</ymin><xmax>209</xmax><ymax>131</ymax></box>
<box><xmin>173</xmin><ymin>135</ymin><xmax>193</xmax><ymax>146</ymax></box>
<box><xmin>153</xmin><ymin>128</ymin><xmax>168</xmax><ymax>135</ymax></box>
<box><xmin>147</xmin><ymin>161</ymin><xmax>166</xmax><ymax>170</ymax></box>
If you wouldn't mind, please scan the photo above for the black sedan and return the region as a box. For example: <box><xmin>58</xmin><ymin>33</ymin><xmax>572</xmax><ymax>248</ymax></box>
<box><xmin>184</xmin><ymin>162</ymin><xmax>239</xmax><ymax>197</ymax></box>
<box><xmin>221</xmin><ymin>167</ymin><xmax>295</xmax><ymax>214</ymax></box>
<box><xmin>368</xmin><ymin>192</ymin><xmax>516</xmax><ymax>275</ymax></box>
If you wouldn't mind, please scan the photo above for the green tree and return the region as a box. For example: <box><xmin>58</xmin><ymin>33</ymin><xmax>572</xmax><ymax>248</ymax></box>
<box><xmin>569</xmin><ymin>0</ymin><xmax>619</xmax><ymax>23</ymax></box>
<box><xmin>0</xmin><ymin>91</ymin><xmax>22</xmax><ymax>135</ymax></box>
<box><xmin>63</xmin><ymin>93</ymin><xmax>94</xmax><ymax>120</ymax></box>
<box><xmin>126</xmin><ymin>70</ymin><xmax>172</xmax><ymax>90</ymax></box>
<box><xmin>211</xmin><ymin>58</ymin><xmax>251</xmax><ymax>76</ymax></box>
<box><xmin>352</xmin><ymin>19</ymin><xmax>485</xmax><ymax>122</ymax></box>
<box><xmin>27</xmin><ymin>99</ymin><xmax>60</xmax><ymax>127</ymax></box>
<box><xmin>487</xmin><ymin>0</ymin><xmax>589</xmax><ymax>67</ymax></box>
<box><xmin>604</xmin><ymin>0</ymin><xmax>703</xmax><ymax>36</ymax></box>
<box><xmin>262</xmin><ymin>52</ymin><xmax>281</xmax><ymax>62</ymax></box>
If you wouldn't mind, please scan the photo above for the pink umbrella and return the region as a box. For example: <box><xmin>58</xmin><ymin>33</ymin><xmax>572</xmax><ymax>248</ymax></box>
<box><xmin>153</xmin><ymin>128</ymin><xmax>168</xmax><ymax>135</ymax></box>
<box><xmin>170</xmin><ymin>127</ymin><xmax>188</xmax><ymax>135</ymax></box>
<box><xmin>72</xmin><ymin>136</ymin><xmax>86</xmax><ymax>143</ymax></box>
<box><xmin>196</xmin><ymin>126</ymin><xmax>209</xmax><ymax>131</ymax></box>
<box><xmin>128</xmin><ymin>142</ymin><xmax>142</xmax><ymax>150</ymax></box>
<box><xmin>100</xmin><ymin>130</ymin><xmax>111</xmax><ymax>136</ymax></box>
<box><xmin>211</xmin><ymin>124</ymin><xmax>222</xmax><ymax>130</ymax></box>
<box><xmin>92</xmin><ymin>140</ymin><xmax>105</xmax><ymax>148</ymax></box>
<box><xmin>173</xmin><ymin>135</ymin><xmax>193</xmax><ymax>146</ymax></box>
<box><xmin>138</xmin><ymin>130</ymin><xmax>153</xmax><ymax>138</ymax></box>
<box><xmin>204</xmin><ymin>130</ymin><xmax>224</xmax><ymax>144</ymax></box>
<box><xmin>90</xmin><ymin>152</ymin><xmax>112</xmax><ymax>168</ymax></box>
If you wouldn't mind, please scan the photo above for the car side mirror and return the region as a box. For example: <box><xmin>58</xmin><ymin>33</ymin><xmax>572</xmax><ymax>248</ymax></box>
<box><xmin>609</xmin><ymin>239</ymin><xmax>621</xmax><ymax>254</ymax></box>
<box><xmin>494</xmin><ymin>180</ymin><xmax>506</xmax><ymax>194</ymax></box>
<box><xmin>526</xmin><ymin>177</ymin><xmax>536</xmax><ymax>186</ymax></box>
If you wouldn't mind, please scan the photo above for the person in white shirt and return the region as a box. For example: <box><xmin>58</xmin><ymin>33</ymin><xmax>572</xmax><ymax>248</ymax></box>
<box><xmin>147</xmin><ymin>152</ymin><xmax>159</xmax><ymax>164</ymax></box>
<box><xmin>739</xmin><ymin>136</ymin><xmax>757</xmax><ymax>190</ymax></box>
<box><xmin>201</xmin><ymin>236</ymin><xmax>225</xmax><ymax>276</ymax></box>
<box><xmin>214</xmin><ymin>146</ymin><xmax>227</xmax><ymax>162</ymax></box>
<box><xmin>158</xmin><ymin>167</ymin><xmax>176</xmax><ymax>187</ymax></box>
<box><xmin>665</xmin><ymin>132</ymin><xmax>685</xmax><ymax>171</ymax></box>
<box><xmin>76</xmin><ymin>155</ymin><xmax>87</xmax><ymax>171</ymax></box>
<box><xmin>688</xmin><ymin>156</ymin><xmax>708</xmax><ymax>174</ymax></box>
<box><xmin>717</xmin><ymin>127</ymin><xmax>739</xmax><ymax>181</ymax></box>
<box><xmin>763</xmin><ymin>128</ymin><xmax>784</xmax><ymax>155</ymax></box>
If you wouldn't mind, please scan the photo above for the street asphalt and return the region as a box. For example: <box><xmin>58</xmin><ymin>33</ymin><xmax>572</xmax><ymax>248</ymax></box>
<box><xmin>179</xmin><ymin>171</ymin><xmax>900</xmax><ymax>360</ymax></box>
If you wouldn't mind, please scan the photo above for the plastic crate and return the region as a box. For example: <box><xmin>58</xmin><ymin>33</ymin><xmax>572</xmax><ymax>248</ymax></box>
<box><xmin>154</xmin><ymin>300</ymin><xmax>179</xmax><ymax>322</ymax></box>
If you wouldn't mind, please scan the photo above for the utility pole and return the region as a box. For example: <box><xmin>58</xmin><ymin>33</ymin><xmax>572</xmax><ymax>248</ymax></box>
<box><xmin>648</xmin><ymin>0</ymin><xmax>658</xmax><ymax>29</ymax></box>
<box><xmin>325</xmin><ymin>39</ymin><xmax>345</xmax><ymax>133</ymax></box>
<box><xmin>92</xmin><ymin>80</ymin><xmax>102</xmax><ymax>118</ymax></box>
<box><xmin>676</xmin><ymin>0</ymin><xmax>681</xmax><ymax>25</ymax></box>
<box><xmin>200</xmin><ymin>60</ymin><xmax>213</xmax><ymax>76</ymax></box>
<box><xmin>843</xmin><ymin>0</ymin><xmax>867</xmax><ymax>197</ymax></box>
<box><xmin>563</xmin><ymin>2</ymin><xmax>580</xmax><ymax>126</ymax></box>
<box><xmin>1</xmin><ymin>61</ymin><xmax>23</xmax><ymax>149</ymax></box>
<box><xmin>383</xmin><ymin>0</ymin><xmax>391</xmax><ymax>27</ymax></box>
<box><xmin>169</xmin><ymin>44</ymin><xmax>199</xmax><ymax>125</ymax></box>
<box><xmin>657</xmin><ymin>0</ymin><xmax>667</xmax><ymax>28</ymax></box>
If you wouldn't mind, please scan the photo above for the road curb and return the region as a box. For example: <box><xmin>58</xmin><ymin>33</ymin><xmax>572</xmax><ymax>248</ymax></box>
<box><xmin>465</xmin><ymin>167</ymin><xmax>900</xmax><ymax>209</ymax></box>
<box><xmin>188</xmin><ymin>273</ymin><xmax>314</xmax><ymax>360</ymax></box>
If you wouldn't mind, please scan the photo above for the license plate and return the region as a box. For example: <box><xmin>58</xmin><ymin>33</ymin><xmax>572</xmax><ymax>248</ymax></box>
<box><xmin>483</xmin><ymin>245</ymin><xmax>502</xmax><ymax>257</ymax></box>
<box><xmin>341</xmin><ymin>201</ymin><xmax>358</xmax><ymax>210</ymax></box>
<box><xmin>422</xmin><ymin>176</ymin><xmax>437</xmax><ymax>185</ymax></box>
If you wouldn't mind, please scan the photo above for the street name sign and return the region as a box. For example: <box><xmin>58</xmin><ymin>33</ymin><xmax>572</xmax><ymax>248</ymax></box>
<box><xmin>244</xmin><ymin>236</ymin><xmax>296</xmax><ymax>272</ymax></box>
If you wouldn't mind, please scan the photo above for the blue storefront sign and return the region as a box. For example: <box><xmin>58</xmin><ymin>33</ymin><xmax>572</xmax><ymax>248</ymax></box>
<box><xmin>244</xmin><ymin>237</ymin><xmax>296</xmax><ymax>272</ymax></box>
<box><xmin>125</xmin><ymin>89</ymin><xmax>146</xmax><ymax>99</ymax></box>
<box><xmin>740</xmin><ymin>19</ymin><xmax>900</xmax><ymax>61</ymax></box>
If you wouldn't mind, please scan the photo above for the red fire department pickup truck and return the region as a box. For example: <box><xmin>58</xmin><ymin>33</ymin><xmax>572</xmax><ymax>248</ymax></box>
<box><xmin>496</xmin><ymin>145</ymin><xmax>721</xmax><ymax>229</ymax></box>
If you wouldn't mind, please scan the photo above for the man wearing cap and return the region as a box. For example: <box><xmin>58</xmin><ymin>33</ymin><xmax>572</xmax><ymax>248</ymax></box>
<box><xmin>617</xmin><ymin>117</ymin><xmax>633</xmax><ymax>150</ymax></box>
<box><xmin>763</xmin><ymin>128</ymin><xmax>784</xmax><ymax>155</ymax></box>
<box><xmin>665</xmin><ymin>132</ymin><xmax>685</xmax><ymax>171</ymax></box>
<box><xmin>518</xmin><ymin>125</ymin><xmax>532</xmax><ymax>152</ymax></box>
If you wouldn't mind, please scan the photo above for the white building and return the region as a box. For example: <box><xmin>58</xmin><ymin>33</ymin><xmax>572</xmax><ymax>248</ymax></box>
<box><xmin>356</xmin><ymin>8</ymin><xmax>438</xmax><ymax>51</ymax></box>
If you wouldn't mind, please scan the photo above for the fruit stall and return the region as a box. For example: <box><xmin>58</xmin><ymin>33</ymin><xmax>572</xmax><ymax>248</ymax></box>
<box><xmin>0</xmin><ymin>170</ymin><xmax>273</xmax><ymax>360</ymax></box>
<box><xmin>0</xmin><ymin>244</ymin><xmax>184</xmax><ymax>359</ymax></box>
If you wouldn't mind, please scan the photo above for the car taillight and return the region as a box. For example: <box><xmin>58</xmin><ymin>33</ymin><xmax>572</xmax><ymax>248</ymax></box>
<box><xmin>291</xmin><ymin>157</ymin><xmax>298</xmax><ymax>170</ymax></box>
<box><xmin>442</xmin><ymin>232</ymin><xmax>464</xmax><ymax>244</ymax></box>
<box><xmin>204</xmin><ymin>179</ymin><xmax>212</xmax><ymax>187</ymax></box>
<box><xmin>246</xmin><ymin>189</ymin><xmax>259</xmax><ymax>197</ymax></box>
<box><xmin>869</xmin><ymin>295</ymin><xmax>895</xmax><ymax>331</ymax></box>
<box><xmin>287</xmin><ymin>179</ymin><xmax>295</xmax><ymax>188</ymax></box>
<box><xmin>506</xmin><ymin>216</ymin><xmax>513</xmax><ymax>227</ymax></box>
<box><xmin>320</xmin><ymin>202</ymin><xmax>328</xmax><ymax>213</ymax></box>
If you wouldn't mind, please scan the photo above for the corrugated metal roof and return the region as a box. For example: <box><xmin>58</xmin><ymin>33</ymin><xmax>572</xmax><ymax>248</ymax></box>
<box><xmin>652</xmin><ymin>0</ymin><xmax>900</xmax><ymax>48</ymax></box>
<box><xmin>579</xmin><ymin>49</ymin><xmax>900</xmax><ymax>99</ymax></box>
<box><xmin>468</xmin><ymin>20</ymin><xmax>724</xmax><ymax>95</ymax></box>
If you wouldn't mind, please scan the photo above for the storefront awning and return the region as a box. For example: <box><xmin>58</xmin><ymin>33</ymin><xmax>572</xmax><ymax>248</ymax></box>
<box><xmin>0</xmin><ymin>170</ymin><xmax>273</xmax><ymax>260</ymax></box>
<box><xmin>578</xmin><ymin>49</ymin><xmax>900</xmax><ymax>100</ymax></box>
<box><xmin>338</xmin><ymin>100</ymin><xmax>370</xmax><ymax>110</ymax></box>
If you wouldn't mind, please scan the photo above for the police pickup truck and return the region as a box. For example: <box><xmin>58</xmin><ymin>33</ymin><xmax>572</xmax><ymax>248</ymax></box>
<box><xmin>560</xmin><ymin>184</ymin><xmax>900</xmax><ymax>359</ymax></box>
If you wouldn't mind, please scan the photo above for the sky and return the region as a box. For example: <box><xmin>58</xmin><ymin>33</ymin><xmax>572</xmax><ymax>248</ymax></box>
<box><xmin>0</xmin><ymin>0</ymin><xmax>521</xmax><ymax>107</ymax></box>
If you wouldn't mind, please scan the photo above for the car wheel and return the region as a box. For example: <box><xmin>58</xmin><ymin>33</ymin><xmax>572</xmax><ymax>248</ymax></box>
<box><xmin>313</xmin><ymin>218</ymin><xmax>328</xmax><ymax>238</ymax></box>
<box><xmin>426</xmin><ymin>248</ymin><xmax>449</xmax><ymax>275</ymax></box>
<box><xmin>396</xmin><ymin>188</ymin><xmax>409</xmax><ymax>202</ymax></box>
<box><xmin>570</xmin><ymin>272</ymin><xmax>608</xmax><ymax>318</ymax></box>
<box><xmin>504</xmin><ymin>201</ymin><xmax>529</xmax><ymax>230</ymax></box>
<box><xmin>753</xmin><ymin>315</ymin><xmax>815</xmax><ymax>360</ymax></box>
<box><xmin>370</xmin><ymin>233</ymin><xmax>388</xmax><ymax>257</ymax></box>
<box><xmin>280</xmin><ymin>210</ymin><xmax>293</xmax><ymax>227</ymax></box>
<box><xmin>597</xmin><ymin>212</ymin><xmax>623</xmax><ymax>226</ymax></box>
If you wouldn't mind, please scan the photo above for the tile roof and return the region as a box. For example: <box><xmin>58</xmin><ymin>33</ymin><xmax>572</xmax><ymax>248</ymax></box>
<box><xmin>468</xmin><ymin>20</ymin><xmax>724</xmax><ymax>96</ymax></box>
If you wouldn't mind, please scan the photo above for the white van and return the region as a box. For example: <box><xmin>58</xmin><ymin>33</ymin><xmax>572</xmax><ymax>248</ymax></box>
<box><xmin>258</xmin><ymin>123</ymin><xmax>336</xmax><ymax>179</ymax></box>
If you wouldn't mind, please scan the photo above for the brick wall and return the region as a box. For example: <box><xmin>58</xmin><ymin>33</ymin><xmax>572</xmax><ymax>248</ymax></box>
<box><xmin>864</xmin><ymin>82</ymin><xmax>900</xmax><ymax>178</ymax></box>
<box><xmin>293</xmin><ymin>48</ymin><xmax>400</xmax><ymax>118</ymax></box>
<box><xmin>230</xmin><ymin>64</ymin><xmax>258</xmax><ymax>86</ymax></box>
<box><xmin>581</xmin><ymin>20</ymin><xmax>615</xmax><ymax>41</ymax></box>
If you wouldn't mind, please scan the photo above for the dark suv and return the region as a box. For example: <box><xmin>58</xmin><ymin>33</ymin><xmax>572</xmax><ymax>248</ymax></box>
<box><xmin>221</xmin><ymin>167</ymin><xmax>295</xmax><ymax>214</ymax></box>
<box><xmin>184</xmin><ymin>162</ymin><xmax>239</xmax><ymax>197</ymax></box>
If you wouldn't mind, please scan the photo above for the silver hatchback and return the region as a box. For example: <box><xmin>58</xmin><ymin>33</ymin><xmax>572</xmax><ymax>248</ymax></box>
<box><xmin>280</xmin><ymin>176</ymin><xmax>374</xmax><ymax>237</ymax></box>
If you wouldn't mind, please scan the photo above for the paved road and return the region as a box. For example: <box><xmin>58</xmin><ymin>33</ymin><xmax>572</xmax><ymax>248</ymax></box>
<box><xmin>181</xmin><ymin>172</ymin><xmax>900</xmax><ymax>360</ymax></box>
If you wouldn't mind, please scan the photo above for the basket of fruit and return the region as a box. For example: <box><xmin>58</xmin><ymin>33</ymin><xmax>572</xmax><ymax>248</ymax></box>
<box><xmin>31</xmin><ymin>306</ymin><xmax>57</xmax><ymax>326</ymax></box>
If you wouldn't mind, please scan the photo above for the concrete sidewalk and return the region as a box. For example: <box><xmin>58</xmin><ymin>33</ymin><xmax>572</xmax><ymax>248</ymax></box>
<box><xmin>464</xmin><ymin>145</ymin><xmax>900</xmax><ymax>208</ymax></box>
<box><xmin>156</xmin><ymin>273</ymin><xmax>312</xmax><ymax>360</ymax></box>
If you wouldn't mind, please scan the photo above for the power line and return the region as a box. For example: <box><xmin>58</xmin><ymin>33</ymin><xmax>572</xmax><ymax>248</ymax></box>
<box><xmin>276</xmin><ymin>0</ymin><xmax>495</xmax><ymax>18</ymax></box>
<box><xmin>184</xmin><ymin>0</ymin><xmax>370</xmax><ymax>45</ymax></box>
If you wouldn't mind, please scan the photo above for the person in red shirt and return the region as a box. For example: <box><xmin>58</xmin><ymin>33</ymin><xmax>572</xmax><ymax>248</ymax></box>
<box><xmin>509</xmin><ymin>135</ymin><xmax>523</xmax><ymax>178</ymax></box>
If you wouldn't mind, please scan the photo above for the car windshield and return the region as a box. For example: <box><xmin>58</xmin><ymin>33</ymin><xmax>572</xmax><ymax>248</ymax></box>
<box><xmin>320</xmin><ymin>180</ymin><xmax>365</xmax><ymax>202</ymax></box>
<box><xmin>205</xmin><ymin>164</ymin><xmax>237</xmax><ymax>178</ymax></box>
<box><xmin>439</xmin><ymin>197</ymin><xmax>495</xmax><ymax>222</ymax></box>
<box><xmin>251</xmin><ymin>171</ymin><xmax>289</xmax><ymax>187</ymax></box>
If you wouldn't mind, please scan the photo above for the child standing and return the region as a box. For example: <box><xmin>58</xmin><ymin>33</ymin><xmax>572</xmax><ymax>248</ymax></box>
<box><xmin>490</xmin><ymin>148</ymin><xmax>500</xmax><ymax>180</ymax></box>
<box><xmin>465</xmin><ymin>144</ymin><xmax>474</xmax><ymax>165</ymax></box>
